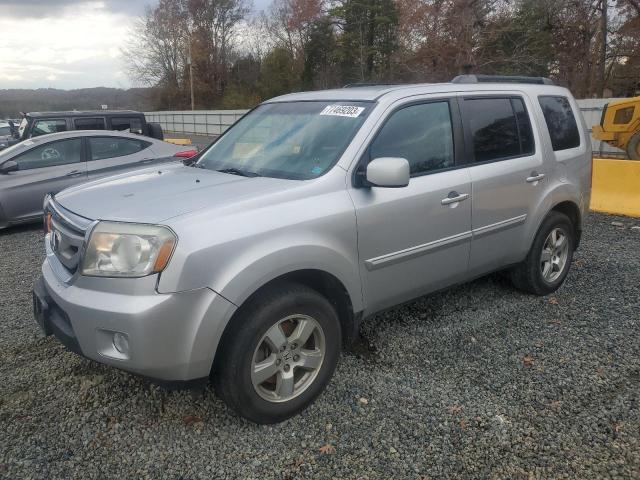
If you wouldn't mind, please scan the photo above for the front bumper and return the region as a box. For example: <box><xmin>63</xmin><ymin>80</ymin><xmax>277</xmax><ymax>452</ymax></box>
<box><xmin>34</xmin><ymin>257</ymin><xmax>237</xmax><ymax>384</ymax></box>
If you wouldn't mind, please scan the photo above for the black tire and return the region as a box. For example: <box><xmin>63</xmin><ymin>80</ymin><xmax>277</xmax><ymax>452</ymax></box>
<box><xmin>627</xmin><ymin>132</ymin><xmax>640</xmax><ymax>160</ymax></box>
<box><xmin>510</xmin><ymin>211</ymin><xmax>575</xmax><ymax>296</ymax></box>
<box><xmin>213</xmin><ymin>281</ymin><xmax>341</xmax><ymax>424</ymax></box>
<box><xmin>148</xmin><ymin>122</ymin><xmax>164</xmax><ymax>141</ymax></box>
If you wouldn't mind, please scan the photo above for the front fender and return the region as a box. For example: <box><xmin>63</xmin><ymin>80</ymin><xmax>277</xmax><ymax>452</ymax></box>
<box><xmin>211</xmin><ymin>243</ymin><xmax>363</xmax><ymax>312</ymax></box>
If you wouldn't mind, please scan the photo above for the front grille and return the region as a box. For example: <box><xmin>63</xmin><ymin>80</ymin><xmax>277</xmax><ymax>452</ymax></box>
<box><xmin>46</xmin><ymin>199</ymin><xmax>93</xmax><ymax>274</ymax></box>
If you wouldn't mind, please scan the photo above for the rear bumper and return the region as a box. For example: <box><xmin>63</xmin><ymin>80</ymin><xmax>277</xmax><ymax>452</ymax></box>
<box><xmin>34</xmin><ymin>258</ymin><xmax>237</xmax><ymax>384</ymax></box>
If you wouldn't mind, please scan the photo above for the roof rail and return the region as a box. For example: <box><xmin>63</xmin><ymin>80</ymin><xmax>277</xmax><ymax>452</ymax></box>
<box><xmin>451</xmin><ymin>74</ymin><xmax>554</xmax><ymax>85</ymax></box>
<box><xmin>343</xmin><ymin>83</ymin><xmax>401</xmax><ymax>88</ymax></box>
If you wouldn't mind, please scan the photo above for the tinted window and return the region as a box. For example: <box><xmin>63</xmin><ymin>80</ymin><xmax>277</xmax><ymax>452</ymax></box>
<box><xmin>512</xmin><ymin>98</ymin><xmax>534</xmax><ymax>155</ymax></box>
<box><xmin>464</xmin><ymin>98</ymin><xmax>521</xmax><ymax>162</ymax></box>
<box><xmin>14</xmin><ymin>139</ymin><xmax>82</xmax><ymax>170</ymax></box>
<box><xmin>89</xmin><ymin>137</ymin><xmax>150</xmax><ymax>161</ymax></box>
<box><xmin>74</xmin><ymin>118</ymin><xmax>105</xmax><ymax>130</ymax></box>
<box><xmin>111</xmin><ymin>117</ymin><xmax>143</xmax><ymax>134</ymax></box>
<box><xmin>538</xmin><ymin>96</ymin><xmax>580</xmax><ymax>151</ymax></box>
<box><xmin>32</xmin><ymin>119</ymin><xmax>67</xmax><ymax>137</ymax></box>
<box><xmin>0</xmin><ymin>126</ymin><xmax>10</xmax><ymax>135</ymax></box>
<box><xmin>370</xmin><ymin>102</ymin><xmax>454</xmax><ymax>175</ymax></box>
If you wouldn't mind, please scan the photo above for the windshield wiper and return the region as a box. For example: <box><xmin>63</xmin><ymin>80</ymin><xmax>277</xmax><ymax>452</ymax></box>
<box><xmin>216</xmin><ymin>168</ymin><xmax>260</xmax><ymax>177</ymax></box>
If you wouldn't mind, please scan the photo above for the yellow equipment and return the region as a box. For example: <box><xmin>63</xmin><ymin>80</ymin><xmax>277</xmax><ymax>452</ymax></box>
<box><xmin>592</xmin><ymin>97</ymin><xmax>640</xmax><ymax>160</ymax></box>
<box><xmin>164</xmin><ymin>138</ymin><xmax>193</xmax><ymax>146</ymax></box>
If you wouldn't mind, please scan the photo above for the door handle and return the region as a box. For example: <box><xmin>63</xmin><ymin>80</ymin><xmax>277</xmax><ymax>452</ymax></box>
<box><xmin>441</xmin><ymin>192</ymin><xmax>469</xmax><ymax>206</ymax></box>
<box><xmin>526</xmin><ymin>172</ymin><xmax>545</xmax><ymax>183</ymax></box>
<box><xmin>65</xmin><ymin>170</ymin><xmax>83</xmax><ymax>177</ymax></box>
<box><xmin>139</xmin><ymin>158</ymin><xmax>154</xmax><ymax>164</ymax></box>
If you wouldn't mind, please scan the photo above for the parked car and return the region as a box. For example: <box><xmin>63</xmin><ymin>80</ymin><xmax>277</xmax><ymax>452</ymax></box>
<box><xmin>0</xmin><ymin>130</ymin><xmax>196</xmax><ymax>228</ymax></box>
<box><xmin>33</xmin><ymin>75</ymin><xmax>591</xmax><ymax>424</ymax></box>
<box><xmin>11</xmin><ymin>110</ymin><xmax>164</xmax><ymax>147</ymax></box>
<box><xmin>0</xmin><ymin>121</ymin><xmax>13</xmax><ymax>150</ymax></box>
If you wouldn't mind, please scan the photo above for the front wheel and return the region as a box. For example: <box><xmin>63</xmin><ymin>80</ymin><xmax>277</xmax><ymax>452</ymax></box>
<box><xmin>511</xmin><ymin>211</ymin><xmax>575</xmax><ymax>295</ymax></box>
<box><xmin>214</xmin><ymin>282</ymin><xmax>341</xmax><ymax>424</ymax></box>
<box><xmin>627</xmin><ymin>132</ymin><xmax>640</xmax><ymax>160</ymax></box>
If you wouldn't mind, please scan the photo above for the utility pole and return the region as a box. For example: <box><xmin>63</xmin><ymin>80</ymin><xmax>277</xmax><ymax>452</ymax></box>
<box><xmin>598</xmin><ymin>0</ymin><xmax>608</xmax><ymax>98</ymax></box>
<box><xmin>188</xmin><ymin>33</ymin><xmax>195</xmax><ymax>110</ymax></box>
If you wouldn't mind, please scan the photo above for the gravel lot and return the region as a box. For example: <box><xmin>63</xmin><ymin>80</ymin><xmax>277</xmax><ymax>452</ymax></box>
<box><xmin>1</xmin><ymin>213</ymin><xmax>639</xmax><ymax>479</ymax></box>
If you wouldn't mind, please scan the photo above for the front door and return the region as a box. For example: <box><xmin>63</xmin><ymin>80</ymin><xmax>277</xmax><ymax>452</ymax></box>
<box><xmin>0</xmin><ymin>138</ymin><xmax>86</xmax><ymax>221</ymax></box>
<box><xmin>349</xmin><ymin>99</ymin><xmax>472</xmax><ymax>314</ymax></box>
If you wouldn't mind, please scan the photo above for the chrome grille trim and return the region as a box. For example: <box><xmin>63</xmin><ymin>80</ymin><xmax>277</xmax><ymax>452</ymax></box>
<box><xmin>46</xmin><ymin>197</ymin><xmax>93</xmax><ymax>275</ymax></box>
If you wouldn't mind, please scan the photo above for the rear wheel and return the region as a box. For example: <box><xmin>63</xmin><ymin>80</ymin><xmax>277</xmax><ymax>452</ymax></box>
<box><xmin>627</xmin><ymin>132</ymin><xmax>640</xmax><ymax>160</ymax></box>
<box><xmin>511</xmin><ymin>211</ymin><xmax>575</xmax><ymax>295</ymax></box>
<box><xmin>214</xmin><ymin>282</ymin><xmax>341</xmax><ymax>424</ymax></box>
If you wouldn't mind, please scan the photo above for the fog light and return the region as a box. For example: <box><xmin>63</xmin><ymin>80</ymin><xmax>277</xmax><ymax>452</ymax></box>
<box><xmin>113</xmin><ymin>332</ymin><xmax>129</xmax><ymax>354</ymax></box>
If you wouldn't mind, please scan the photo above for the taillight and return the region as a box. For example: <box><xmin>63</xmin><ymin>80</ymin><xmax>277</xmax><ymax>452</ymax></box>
<box><xmin>174</xmin><ymin>150</ymin><xmax>198</xmax><ymax>158</ymax></box>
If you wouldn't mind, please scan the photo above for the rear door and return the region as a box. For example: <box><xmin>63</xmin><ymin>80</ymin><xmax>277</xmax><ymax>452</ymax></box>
<box><xmin>0</xmin><ymin>138</ymin><xmax>86</xmax><ymax>221</ymax></box>
<box><xmin>86</xmin><ymin>136</ymin><xmax>156</xmax><ymax>179</ymax></box>
<box><xmin>460</xmin><ymin>94</ymin><xmax>545</xmax><ymax>275</ymax></box>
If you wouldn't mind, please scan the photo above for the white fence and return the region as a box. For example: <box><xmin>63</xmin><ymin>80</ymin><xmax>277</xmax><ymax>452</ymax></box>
<box><xmin>146</xmin><ymin>98</ymin><xmax>626</xmax><ymax>156</ymax></box>
<box><xmin>144</xmin><ymin>110</ymin><xmax>248</xmax><ymax>137</ymax></box>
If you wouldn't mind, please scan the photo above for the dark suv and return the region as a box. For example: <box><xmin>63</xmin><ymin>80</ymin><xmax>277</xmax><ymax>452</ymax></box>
<box><xmin>14</xmin><ymin>110</ymin><xmax>163</xmax><ymax>144</ymax></box>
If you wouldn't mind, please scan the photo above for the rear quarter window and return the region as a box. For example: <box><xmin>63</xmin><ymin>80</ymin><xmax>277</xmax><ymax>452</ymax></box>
<box><xmin>538</xmin><ymin>96</ymin><xmax>581</xmax><ymax>151</ymax></box>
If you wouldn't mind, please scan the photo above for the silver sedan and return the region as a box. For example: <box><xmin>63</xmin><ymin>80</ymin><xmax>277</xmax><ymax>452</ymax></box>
<box><xmin>0</xmin><ymin>130</ymin><xmax>197</xmax><ymax>228</ymax></box>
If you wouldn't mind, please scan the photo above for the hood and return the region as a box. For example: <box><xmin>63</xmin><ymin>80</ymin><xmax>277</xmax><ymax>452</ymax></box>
<box><xmin>55</xmin><ymin>164</ymin><xmax>298</xmax><ymax>223</ymax></box>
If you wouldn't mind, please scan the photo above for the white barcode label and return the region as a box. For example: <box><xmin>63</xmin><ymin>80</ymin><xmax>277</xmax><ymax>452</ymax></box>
<box><xmin>320</xmin><ymin>105</ymin><xmax>365</xmax><ymax>118</ymax></box>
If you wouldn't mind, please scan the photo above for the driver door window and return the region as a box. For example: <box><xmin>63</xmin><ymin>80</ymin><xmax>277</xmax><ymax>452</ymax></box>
<box><xmin>370</xmin><ymin>102</ymin><xmax>455</xmax><ymax>176</ymax></box>
<box><xmin>14</xmin><ymin>139</ymin><xmax>82</xmax><ymax>170</ymax></box>
<box><xmin>31</xmin><ymin>119</ymin><xmax>67</xmax><ymax>137</ymax></box>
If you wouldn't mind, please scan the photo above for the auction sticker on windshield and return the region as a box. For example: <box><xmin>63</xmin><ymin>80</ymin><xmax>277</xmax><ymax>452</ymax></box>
<box><xmin>320</xmin><ymin>105</ymin><xmax>365</xmax><ymax>118</ymax></box>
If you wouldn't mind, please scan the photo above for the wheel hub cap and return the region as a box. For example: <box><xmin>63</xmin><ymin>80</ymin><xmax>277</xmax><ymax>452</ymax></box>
<box><xmin>540</xmin><ymin>227</ymin><xmax>569</xmax><ymax>283</ymax></box>
<box><xmin>251</xmin><ymin>314</ymin><xmax>325</xmax><ymax>403</ymax></box>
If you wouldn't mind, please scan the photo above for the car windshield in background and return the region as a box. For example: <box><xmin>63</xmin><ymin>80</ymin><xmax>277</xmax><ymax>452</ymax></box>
<box><xmin>0</xmin><ymin>126</ymin><xmax>11</xmax><ymax>136</ymax></box>
<box><xmin>197</xmin><ymin>101</ymin><xmax>372</xmax><ymax>180</ymax></box>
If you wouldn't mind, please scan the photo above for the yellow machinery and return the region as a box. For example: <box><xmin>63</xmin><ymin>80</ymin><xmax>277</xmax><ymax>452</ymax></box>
<box><xmin>592</xmin><ymin>97</ymin><xmax>640</xmax><ymax>160</ymax></box>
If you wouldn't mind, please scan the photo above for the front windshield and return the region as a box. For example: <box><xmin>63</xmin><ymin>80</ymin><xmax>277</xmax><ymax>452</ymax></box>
<box><xmin>197</xmin><ymin>101</ymin><xmax>372</xmax><ymax>179</ymax></box>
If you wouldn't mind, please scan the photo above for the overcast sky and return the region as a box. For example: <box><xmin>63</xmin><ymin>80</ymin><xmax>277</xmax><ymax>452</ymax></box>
<box><xmin>0</xmin><ymin>0</ymin><xmax>267</xmax><ymax>91</ymax></box>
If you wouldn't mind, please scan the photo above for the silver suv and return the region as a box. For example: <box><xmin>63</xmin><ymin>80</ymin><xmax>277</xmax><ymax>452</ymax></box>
<box><xmin>33</xmin><ymin>76</ymin><xmax>592</xmax><ymax>423</ymax></box>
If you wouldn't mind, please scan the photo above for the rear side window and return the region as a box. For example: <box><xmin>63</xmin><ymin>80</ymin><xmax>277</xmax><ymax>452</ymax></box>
<box><xmin>110</xmin><ymin>117</ymin><xmax>143</xmax><ymax>134</ymax></box>
<box><xmin>538</xmin><ymin>96</ymin><xmax>580</xmax><ymax>151</ymax></box>
<box><xmin>31</xmin><ymin>119</ymin><xmax>67</xmax><ymax>137</ymax></box>
<box><xmin>74</xmin><ymin>118</ymin><xmax>105</xmax><ymax>130</ymax></box>
<box><xmin>370</xmin><ymin>101</ymin><xmax>455</xmax><ymax>175</ymax></box>
<box><xmin>462</xmin><ymin>97</ymin><xmax>534</xmax><ymax>163</ymax></box>
<box><xmin>88</xmin><ymin>137</ymin><xmax>150</xmax><ymax>161</ymax></box>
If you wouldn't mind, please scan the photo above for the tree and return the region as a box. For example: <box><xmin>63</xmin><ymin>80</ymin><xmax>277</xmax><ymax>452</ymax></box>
<box><xmin>334</xmin><ymin>0</ymin><xmax>399</xmax><ymax>83</ymax></box>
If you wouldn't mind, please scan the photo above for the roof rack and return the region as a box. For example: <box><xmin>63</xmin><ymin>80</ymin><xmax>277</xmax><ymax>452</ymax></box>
<box><xmin>451</xmin><ymin>74</ymin><xmax>554</xmax><ymax>85</ymax></box>
<box><xmin>343</xmin><ymin>83</ymin><xmax>401</xmax><ymax>88</ymax></box>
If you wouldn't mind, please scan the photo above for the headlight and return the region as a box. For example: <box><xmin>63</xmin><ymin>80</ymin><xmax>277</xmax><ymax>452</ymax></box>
<box><xmin>81</xmin><ymin>222</ymin><xmax>176</xmax><ymax>277</ymax></box>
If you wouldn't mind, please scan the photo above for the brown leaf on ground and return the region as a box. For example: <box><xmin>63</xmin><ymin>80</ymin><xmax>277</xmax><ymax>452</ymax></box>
<box><xmin>459</xmin><ymin>419</ymin><xmax>468</xmax><ymax>430</ymax></box>
<box><xmin>550</xmin><ymin>400</ymin><xmax>561</xmax><ymax>411</ymax></box>
<box><xmin>548</xmin><ymin>297</ymin><xmax>559</xmax><ymax>305</ymax></box>
<box><xmin>182</xmin><ymin>414</ymin><xmax>203</xmax><ymax>426</ymax></box>
<box><xmin>448</xmin><ymin>404</ymin><xmax>463</xmax><ymax>414</ymax></box>
<box><xmin>522</xmin><ymin>355</ymin><xmax>535</xmax><ymax>367</ymax></box>
<box><xmin>319</xmin><ymin>444</ymin><xmax>336</xmax><ymax>455</ymax></box>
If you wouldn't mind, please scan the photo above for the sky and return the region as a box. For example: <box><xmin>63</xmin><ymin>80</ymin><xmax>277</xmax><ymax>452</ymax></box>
<box><xmin>0</xmin><ymin>0</ymin><xmax>268</xmax><ymax>91</ymax></box>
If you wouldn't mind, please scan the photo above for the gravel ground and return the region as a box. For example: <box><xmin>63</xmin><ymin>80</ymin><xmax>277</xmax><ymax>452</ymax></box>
<box><xmin>1</xmin><ymin>213</ymin><xmax>639</xmax><ymax>479</ymax></box>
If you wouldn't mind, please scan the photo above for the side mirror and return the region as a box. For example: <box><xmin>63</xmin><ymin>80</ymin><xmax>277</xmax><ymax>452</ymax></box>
<box><xmin>365</xmin><ymin>157</ymin><xmax>410</xmax><ymax>188</ymax></box>
<box><xmin>0</xmin><ymin>160</ymin><xmax>18</xmax><ymax>174</ymax></box>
